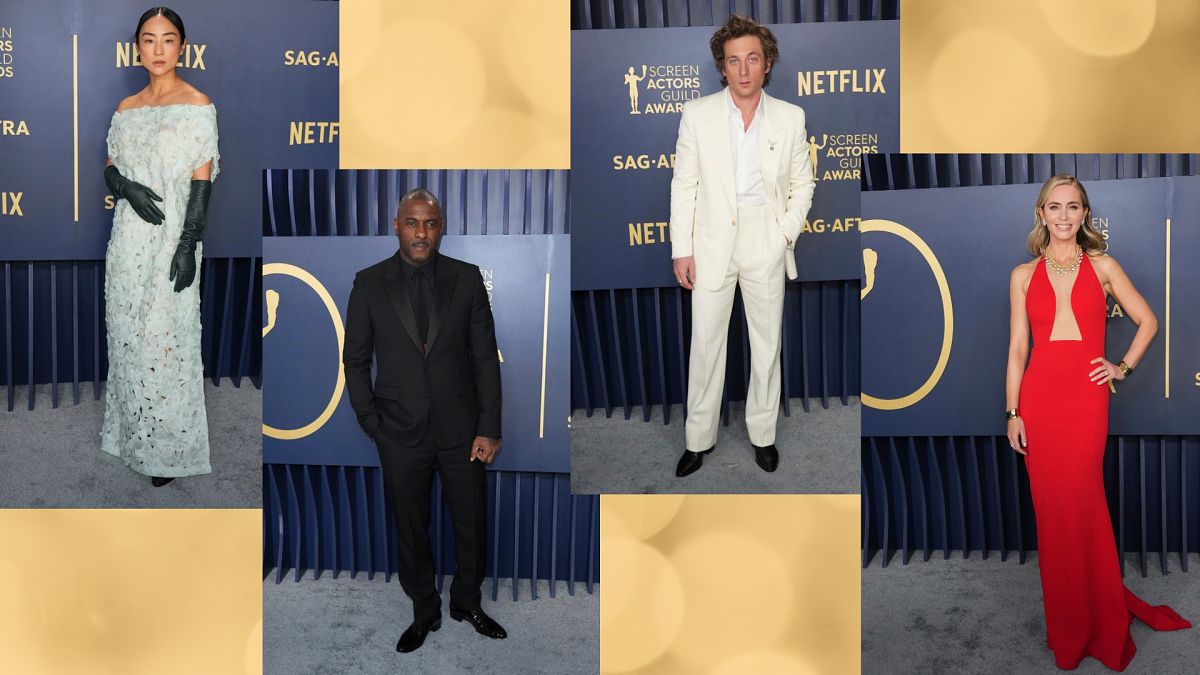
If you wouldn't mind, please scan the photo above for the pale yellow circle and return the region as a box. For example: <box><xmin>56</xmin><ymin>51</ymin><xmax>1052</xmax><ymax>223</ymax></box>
<box><xmin>600</xmin><ymin>538</ymin><xmax>685</xmax><ymax>673</ymax></box>
<box><xmin>927</xmin><ymin>30</ymin><xmax>1050</xmax><ymax>150</ymax></box>
<box><xmin>0</xmin><ymin>555</ymin><xmax>44</xmax><ymax>653</ymax></box>
<box><xmin>1152</xmin><ymin>0</ymin><xmax>1200</xmax><ymax>37</ymax></box>
<box><xmin>859</xmin><ymin>220</ymin><xmax>954</xmax><ymax>410</ymax></box>
<box><xmin>598</xmin><ymin>533</ymin><xmax>643</xmax><ymax>627</ymax></box>
<box><xmin>501</xmin><ymin>0</ymin><xmax>570</xmax><ymax>119</ymax></box>
<box><xmin>450</xmin><ymin>106</ymin><xmax>567</xmax><ymax>168</ymax></box>
<box><xmin>662</xmin><ymin>494</ymin><xmax>820</xmax><ymax>562</ymax></box>
<box><xmin>244</xmin><ymin>617</ymin><xmax>264</xmax><ymax>674</ymax></box>
<box><xmin>514</xmin><ymin>130</ymin><xmax>571</xmax><ymax>168</ymax></box>
<box><xmin>0</xmin><ymin>511</ymin><xmax>261</xmax><ymax>673</ymax></box>
<box><xmin>1037</xmin><ymin>0</ymin><xmax>1155</xmax><ymax>57</ymax></box>
<box><xmin>666</xmin><ymin>531</ymin><xmax>794</xmax><ymax>668</ymax></box>
<box><xmin>711</xmin><ymin>650</ymin><xmax>820</xmax><ymax>675</ymax></box>
<box><xmin>343</xmin><ymin>18</ymin><xmax>486</xmax><ymax>157</ymax></box>
<box><xmin>600</xmin><ymin>495</ymin><xmax>686</xmax><ymax>541</ymax></box>
<box><xmin>262</xmin><ymin>264</ymin><xmax>345</xmax><ymax>440</ymax></box>
<box><xmin>338</xmin><ymin>0</ymin><xmax>382</xmax><ymax>83</ymax></box>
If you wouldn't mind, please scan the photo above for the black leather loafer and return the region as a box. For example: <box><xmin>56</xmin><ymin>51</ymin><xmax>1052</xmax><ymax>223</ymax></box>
<box><xmin>753</xmin><ymin>444</ymin><xmax>779</xmax><ymax>472</ymax></box>
<box><xmin>675</xmin><ymin>446</ymin><xmax>715</xmax><ymax>477</ymax></box>
<box><xmin>449</xmin><ymin>605</ymin><xmax>507</xmax><ymax>639</ymax></box>
<box><xmin>396</xmin><ymin>618</ymin><xmax>441</xmax><ymax>652</ymax></box>
<box><xmin>151</xmin><ymin>476</ymin><xmax>175</xmax><ymax>487</ymax></box>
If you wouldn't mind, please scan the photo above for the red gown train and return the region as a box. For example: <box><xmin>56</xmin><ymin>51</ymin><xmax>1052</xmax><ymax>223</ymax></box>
<box><xmin>1020</xmin><ymin>254</ymin><xmax>1189</xmax><ymax>671</ymax></box>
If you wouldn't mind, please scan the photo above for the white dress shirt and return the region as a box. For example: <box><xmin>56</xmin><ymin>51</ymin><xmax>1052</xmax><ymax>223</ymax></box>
<box><xmin>727</xmin><ymin>90</ymin><xmax>768</xmax><ymax>207</ymax></box>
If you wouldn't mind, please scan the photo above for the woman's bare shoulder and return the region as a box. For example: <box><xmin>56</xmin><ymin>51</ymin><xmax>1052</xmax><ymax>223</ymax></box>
<box><xmin>178</xmin><ymin>85</ymin><xmax>211</xmax><ymax>106</ymax></box>
<box><xmin>1088</xmin><ymin>253</ymin><xmax>1127</xmax><ymax>287</ymax></box>
<box><xmin>116</xmin><ymin>92</ymin><xmax>145</xmax><ymax>112</ymax></box>
<box><xmin>1011</xmin><ymin>259</ymin><xmax>1037</xmax><ymax>283</ymax></box>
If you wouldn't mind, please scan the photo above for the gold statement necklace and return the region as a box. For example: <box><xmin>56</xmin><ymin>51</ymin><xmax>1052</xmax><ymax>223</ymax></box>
<box><xmin>1044</xmin><ymin>244</ymin><xmax>1082</xmax><ymax>277</ymax></box>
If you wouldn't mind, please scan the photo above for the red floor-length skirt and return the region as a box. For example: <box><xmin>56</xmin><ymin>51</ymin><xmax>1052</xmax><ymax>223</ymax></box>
<box><xmin>1021</xmin><ymin>259</ymin><xmax>1188</xmax><ymax>671</ymax></box>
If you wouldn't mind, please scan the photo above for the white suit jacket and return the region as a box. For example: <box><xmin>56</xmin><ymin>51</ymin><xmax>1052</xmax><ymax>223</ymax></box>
<box><xmin>669</xmin><ymin>88</ymin><xmax>816</xmax><ymax>292</ymax></box>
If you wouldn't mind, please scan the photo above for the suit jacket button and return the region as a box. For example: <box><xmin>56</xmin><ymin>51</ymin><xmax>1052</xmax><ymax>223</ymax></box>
<box><xmin>731</xmin><ymin>219</ymin><xmax>736</xmax><ymax>227</ymax></box>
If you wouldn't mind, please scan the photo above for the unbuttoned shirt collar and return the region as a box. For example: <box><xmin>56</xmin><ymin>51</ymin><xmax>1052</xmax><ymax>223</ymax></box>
<box><xmin>726</xmin><ymin>88</ymin><xmax>769</xmax><ymax>207</ymax></box>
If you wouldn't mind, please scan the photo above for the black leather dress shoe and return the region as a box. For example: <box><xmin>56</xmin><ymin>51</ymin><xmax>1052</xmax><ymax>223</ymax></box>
<box><xmin>151</xmin><ymin>476</ymin><xmax>175</xmax><ymax>487</ymax></box>
<box><xmin>675</xmin><ymin>446</ymin><xmax>714</xmax><ymax>477</ymax></box>
<box><xmin>449</xmin><ymin>605</ymin><xmax>507</xmax><ymax>639</ymax></box>
<box><xmin>396</xmin><ymin>618</ymin><xmax>441</xmax><ymax>652</ymax></box>
<box><xmin>753</xmin><ymin>444</ymin><xmax>779</xmax><ymax>472</ymax></box>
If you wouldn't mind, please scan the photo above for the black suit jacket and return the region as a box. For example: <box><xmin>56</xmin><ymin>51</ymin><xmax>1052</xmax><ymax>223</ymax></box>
<box><xmin>342</xmin><ymin>251</ymin><xmax>502</xmax><ymax>448</ymax></box>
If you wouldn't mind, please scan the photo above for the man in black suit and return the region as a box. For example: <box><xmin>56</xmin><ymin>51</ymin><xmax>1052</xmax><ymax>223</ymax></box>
<box><xmin>343</xmin><ymin>188</ymin><xmax>506</xmax><ymax>653</ymax></box>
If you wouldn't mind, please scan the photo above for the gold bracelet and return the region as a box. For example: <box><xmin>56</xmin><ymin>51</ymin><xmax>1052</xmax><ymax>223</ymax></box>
<box><xmin>1005</xmin><ymin>408</ymin><xmax>1019</xmax><ymax>421</ymax></box>
<box><xmin>1117</xmin><ymin>361</ymin><xmax>1133</xmax><ymax>377</ymax></box>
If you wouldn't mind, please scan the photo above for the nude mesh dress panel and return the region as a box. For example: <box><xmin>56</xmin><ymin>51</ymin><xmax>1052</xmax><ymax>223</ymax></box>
<box><xmin>101</xmin><ymin>104</ymin><xmax>219</xmax><ymax>477</ymax></box>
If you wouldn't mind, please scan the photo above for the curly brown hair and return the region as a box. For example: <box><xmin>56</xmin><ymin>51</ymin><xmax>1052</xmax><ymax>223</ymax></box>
<box><xmin>710</xmin><ymin>15</ymin><xmax>779</xmax><ymax>87</ymax></box>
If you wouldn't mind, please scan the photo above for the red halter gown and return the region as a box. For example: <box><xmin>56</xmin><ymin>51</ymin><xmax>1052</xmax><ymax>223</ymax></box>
<box><xmin>1020</xmin><ymin>253</ymin><xmax>1189</xmax><ymax>671</ymax></box>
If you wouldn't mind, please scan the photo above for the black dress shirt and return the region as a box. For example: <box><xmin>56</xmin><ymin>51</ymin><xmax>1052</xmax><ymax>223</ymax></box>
<box><xmin>398</xmin><ymin>252</ymin><xmax>437</xmax><ymax>348</ymax></box>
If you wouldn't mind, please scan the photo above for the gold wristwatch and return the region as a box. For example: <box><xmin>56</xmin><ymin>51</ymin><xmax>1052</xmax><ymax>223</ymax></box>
<box><xmin>1005</xmin><ymin>408</ymin><xmax>1020</xmax><ymax>421</ymax></box>
<box><xmin>1117</xmin><ymin>361</ymin><xmax>1133</xmax><ymax>377</ymax></box>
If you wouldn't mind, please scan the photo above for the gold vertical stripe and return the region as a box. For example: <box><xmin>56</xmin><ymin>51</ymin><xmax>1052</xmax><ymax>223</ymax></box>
<box><xmin>538</xmin><ymin>272</ymin><xmax>550</xmax><ymax>439</ymax></box>
<box><xmin>73</xmin><ymin>34</ymin><xmax>79</xmax><ymax>222</ymax></box>
<box><xmin>1165</xmin><ymin>218</ymin><xmax>1171</xmax><ymax>399</ymax></box>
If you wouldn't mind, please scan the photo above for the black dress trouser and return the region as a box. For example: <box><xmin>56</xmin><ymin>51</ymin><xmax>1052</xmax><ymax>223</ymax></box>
<box><xmin>376</xmin><ymin>422</ymin><xmax>487</xmax><ymax>623</ymax></box>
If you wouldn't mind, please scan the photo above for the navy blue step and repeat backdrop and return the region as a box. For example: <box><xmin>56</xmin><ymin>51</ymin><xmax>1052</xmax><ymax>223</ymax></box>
<box><xmin>570</xmin><ymin>20</ymin><xmax>899</xmax><ymax>289</ymax></box>
<box><xmin>861</xmin><ymin>175</ymin><xmax>1200</xmax><ymax>437</ymax></box>
<box><xmin>0</xmin><ymin>0</ymin><xmax>337</xmax><ymax>260</ymax></box>
<box><xmin>262</xmin><ymin>235</ymin><xmax>572</xmax><ymax>474</ymax></box>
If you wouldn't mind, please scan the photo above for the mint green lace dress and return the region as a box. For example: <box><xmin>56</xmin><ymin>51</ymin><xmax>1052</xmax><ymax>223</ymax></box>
<box><xmin>101</xmin><ymin>103</ymin><xmax>219</xmax><ymax>477</ymax></box>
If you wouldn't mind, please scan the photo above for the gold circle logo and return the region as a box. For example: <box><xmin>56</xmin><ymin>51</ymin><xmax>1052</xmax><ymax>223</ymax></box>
<box><xmin>860</xmin><ymin>220</ymin><xmax>954</xmax><ymax>410</ymax></box>
<box><xmin>261</xmin><ymin>263</ymin><xmax>346</xmax><ymax>440</ymax></box>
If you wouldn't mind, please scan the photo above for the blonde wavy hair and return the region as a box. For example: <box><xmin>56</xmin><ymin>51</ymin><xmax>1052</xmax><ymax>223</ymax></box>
<box><xmin>1026</xmin><ymin>174</ymin><xmax>1106</xmax><ymax>256</ymax></box>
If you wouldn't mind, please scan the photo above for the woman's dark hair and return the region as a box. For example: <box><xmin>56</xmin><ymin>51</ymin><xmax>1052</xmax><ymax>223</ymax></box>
<box><xmin>134</xmin><ymin>7</ymin><xmax>186</xmax><ymax>43</ymax></box>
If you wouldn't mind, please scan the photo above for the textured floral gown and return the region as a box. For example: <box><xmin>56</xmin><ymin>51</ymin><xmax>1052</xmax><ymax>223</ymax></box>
<box><xmin>101</xmin><ymin>103</ymin><xmax>219</xmax><ymax>477</ymax></box>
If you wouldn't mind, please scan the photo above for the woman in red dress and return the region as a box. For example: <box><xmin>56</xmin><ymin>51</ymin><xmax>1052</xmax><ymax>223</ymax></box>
<box><xmin>1005</xmin><ymin>174</ymin><xmax>1190</xmax><ymax>671</ymax></box>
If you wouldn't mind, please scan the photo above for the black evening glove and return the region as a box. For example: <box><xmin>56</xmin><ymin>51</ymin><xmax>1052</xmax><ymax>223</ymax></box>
<box><xmin>169</xmin><ymin>180</ymin><xmax>212</xmax><ymax>293</ymax></box>
<box><xmin>104</xmin><ymin>164</ymin><xmax>165</xmax><ymax>225</ymax></box>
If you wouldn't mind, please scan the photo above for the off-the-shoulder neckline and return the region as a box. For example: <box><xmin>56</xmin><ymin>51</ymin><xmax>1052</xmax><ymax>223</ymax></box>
<box><xmin>114</xmin><ymin>102</ymin><xmax>215</xmax><ymax>115</ymax></box>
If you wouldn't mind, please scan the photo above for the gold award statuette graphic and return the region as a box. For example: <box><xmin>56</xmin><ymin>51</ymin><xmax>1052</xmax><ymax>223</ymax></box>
<box><xmin>262</xmin><ymin>263</ymin><xmax>345</xmax><ymax>440</ymax></box>
<box><xmin>622</xmin><ymin>63</ymin><xmax>700</xmax><ymax>116</ymax></box>
<box><xmin>806</xmin><ymin>131</ymin><xmax>880</xmax><ymax>182</ymax></box>
<box><xmin>860</xmin><ymin>219</ymin><xmax>954</xmax><ymax>410</ymax></box>
<box><xmin>624</xmin><ymin>65</ymin><xmax>646</xmax><ymax>114</ymax></box>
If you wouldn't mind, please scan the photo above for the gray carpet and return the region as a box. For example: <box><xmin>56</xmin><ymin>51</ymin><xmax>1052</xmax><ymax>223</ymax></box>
<box><xmin>570</xmin><ymin>397</ymin><xmax>859</xmax><ymax>494</ymax></box>
<box><xmin>0</xmin><ymin>382</ymin><xmax>261</xmax><ymax>508</ymax></box>
<box><xmin>265</xmin><ymin>575</ymin><xmax>599</xmax><ymax>674</ymax></box>
<box><xmin>863</xmin><ymin>553</ymin><xmax>1200</xmax><ymax>674</ymax></box>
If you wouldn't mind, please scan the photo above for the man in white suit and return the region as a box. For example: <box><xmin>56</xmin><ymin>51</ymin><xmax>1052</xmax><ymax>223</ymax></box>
<box><xmin>670</xmin><ymin>15</ymin><xmax>816</xmax><ymax>477</ymax></box>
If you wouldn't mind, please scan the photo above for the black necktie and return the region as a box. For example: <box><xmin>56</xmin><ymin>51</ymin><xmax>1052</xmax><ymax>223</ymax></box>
<box><xmin>413</xmin><ymin>267</ymin><xmax>429</xmax><ymax>348</ymax></box>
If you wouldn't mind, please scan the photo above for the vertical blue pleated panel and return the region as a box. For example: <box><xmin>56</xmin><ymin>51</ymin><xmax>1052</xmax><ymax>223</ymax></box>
<box><xmin>862</xmin><ymin>154</ymin><xmax>1200</xmax><ymax>191</ymax></box>
<box><xmin>1</xmin><ymin>258</ymin><xmax>261</xmax><ymax>410</ymax></box>
<box><xmin>570</xmin><ymin>281</ymin><xmax>861</xmax><ymax>418</ymax></box>
<box><xmin>572</xmin><ymin>0</ymin><xmax>898</xmax><ymax>27</ymax></box>
<box><xmin>261</xmin><ymin>170</ymin><xmax>570</xmax><ymax>238</ymax></box>
<box><xmin>861</xmin><ymin>435</ymin><xmax>1200</xmax><ymax>578</ymax></box>
<box><xmin>263</xmin><ymin>465</ymin><xmax>600</xmax><ymax>595</ymax></box>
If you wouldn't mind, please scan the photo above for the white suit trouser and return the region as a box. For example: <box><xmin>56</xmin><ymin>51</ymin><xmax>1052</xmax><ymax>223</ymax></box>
<box><xmin>684</xmin><ymin>204</ymin><xmax>785</xmax><ymax>451</ymax></box>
